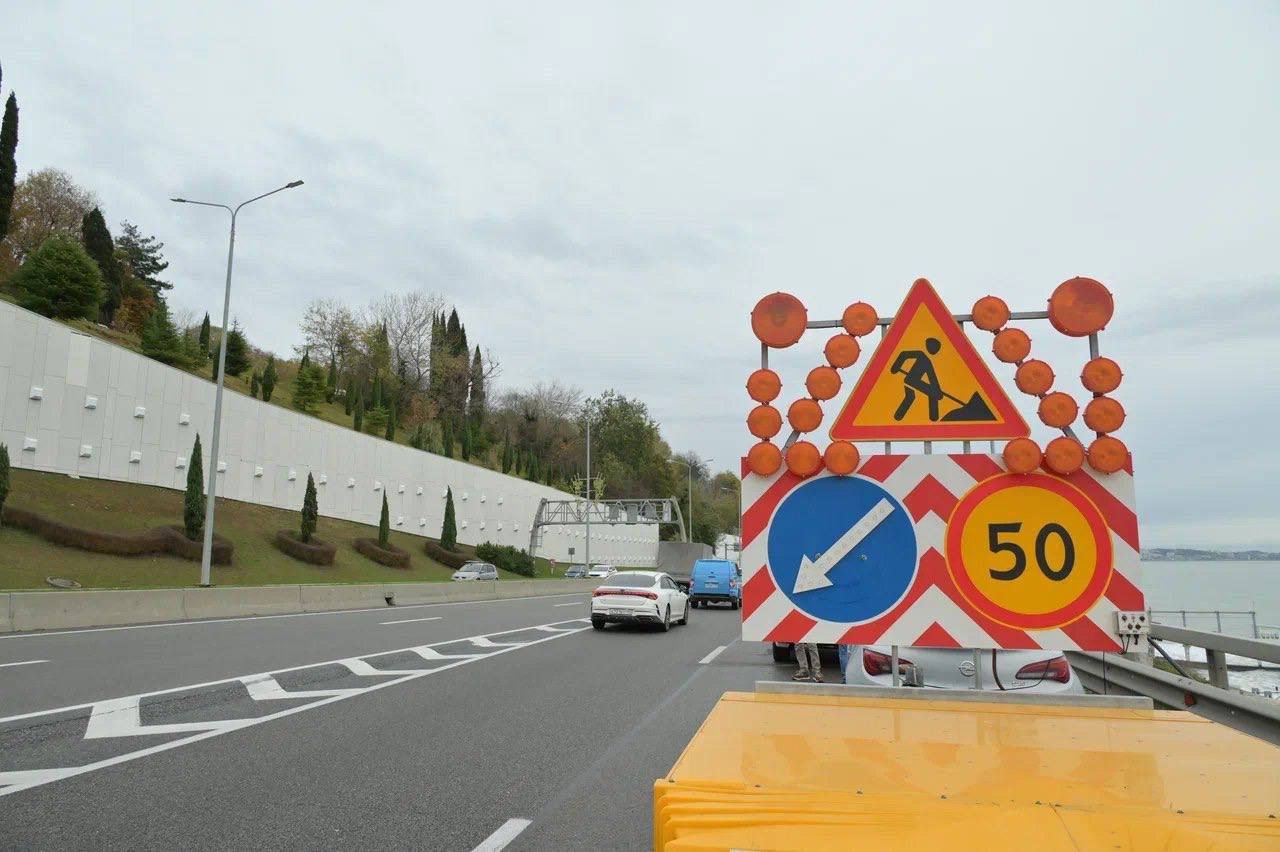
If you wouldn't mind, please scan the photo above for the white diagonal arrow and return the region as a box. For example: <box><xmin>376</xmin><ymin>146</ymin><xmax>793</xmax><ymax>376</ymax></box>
<box><xmin>793</xmin><ymin>498</ymin><xmax>896</xmax><ymax>594</ymax></box>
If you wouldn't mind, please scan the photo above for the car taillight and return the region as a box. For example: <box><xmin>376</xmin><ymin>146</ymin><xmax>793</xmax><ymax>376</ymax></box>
<box><xmin>863</xmin><ymin>649</ymin><xmax>914</xmax><ymax>676</ymax></box>
<box><xmin>591</xmin><ymin>589</ymin><xmax>657</xmax><ymax>600</ymax></box>
<box><xmin>1015</xmin><ymin>655</ymin><xmax>1071</xmax><ymax>684</ymax></box>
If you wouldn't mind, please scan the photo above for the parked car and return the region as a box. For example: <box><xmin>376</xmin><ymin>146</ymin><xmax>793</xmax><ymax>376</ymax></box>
<box><xmin>586</xmin><ymin>564</ymin><xmax>616</xmax><ymax>578</ymax></box>
<box><xmin>451</xmin><ymin>561</ymin><xmax>498</xmax><ymax>581</ymax></box>
<box><xmin>688</xmin><ymin>559</ymin><xmax>741</xmax><ymax>609</ymax></box>
<box><xmin>564</xmin><ymin>564</ymin><xmax>590</xmax><ymax>579</ymax></box>
<box><xmin>591</xmin><ymin>571</ymin><xmax>689</xmax><ymax>631</ymax></box>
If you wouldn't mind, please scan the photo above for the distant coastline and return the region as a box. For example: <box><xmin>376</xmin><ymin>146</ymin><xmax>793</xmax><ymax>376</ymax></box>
<box><xmin>1142</xmin><ymin>548</ymin><xmax>1280</xmax><ymax>562</ymax></box>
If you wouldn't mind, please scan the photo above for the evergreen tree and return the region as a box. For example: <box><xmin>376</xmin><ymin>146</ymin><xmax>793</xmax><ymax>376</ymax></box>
<box><xmin>446</xmin><ymin>309</ymin><xmax>462</xmax><ymax>353</ymax></box>
<box><xmin>181</xmin><ymin>329</ymin><xmax>207</xmax><ymax>369</ymax></box>
<box><xmin>184</xmin><ymin>434</ymin><xmax>205</xmax><ymax>541</ymax></box>
<box><xmin>467</xmin><ymin>346</ymin><xmax>485</xmax><ymax>427</ymax></box>
<box><xmin>298</xmin><ymin>348</ymin><xmax>310</xmax><ymax>372</ymax></box>
<box><xmin>250</xmin><ymin>371</ymin><xmax>261</xmax><ymax>398</ymax></box>
<box><xmin>292</xmin><ymin>361</ymin><xmax>326</xmax><ymax>415</ymax></box>
<box><xmin>300</xmin><ymin>473</ymin><xmax>318</xmax><ymax>543</ymax></box>
<box><xmin>372</xmin><ymin>374</ymin><xmax>382</xmax><ymax>410</ymax></box>
<box><xmin>198</xmin><ymin>312</ymin><xmax>211</xmax><ymax>351</ymax></box>
<box><xmin>501</xmin><ymin>432</ymin><xmax>512</xmax><ymax>474</ymax></box>
<box><xmin>343</xmin><ymin>377</ymin><xmax>354</xmax><ymax>415</ymax></box>
<box><xmin>364</xmin><ymin>406</ymin><xmax>388</xmax><ymax>436</ymax></box>
<box><xmin>139</xmin><ymin>299</ymin><xmax>184</xmax><ymax>365</ymax></box>
<box><xmin>0</xmin><ymin>443</ymin><xmax>9</xmax><ymax>526</ymax></box>
<box><xmin>81</xmin><ymin>208</ymin><xmax>121</xmax><ymax>326</ymax></box>
<box><xmin>378</xmin><ymin>492</ymin><xmax>390</xmax><ymax>547</ymax></box>
<box><xmin>11</xmin><ymin>234</ymin><xmax>102</xmax><ymax>320</ymax></box>
<box><xmin>0</xmin><ymin>91</ymin><xmax>16</xmax><ymax>241</ymax></box>
<box><xmin>460</xmin><ymin>425</ymin><xmax>471</xmax><ymax>461</ymax></box>
<box><xmin>385</xmin><ymin>402</ymin><xmax>396</xmax><ymax>440</ymax></box>
<box><xmin>214</xmin><ymin>321</ymin><xmax>251</xmax><ymax>379</ymax></box>
<box><xmin>428</xmin><ymin>312</ymin><xmax>445</xmax><ymax>404</ymax></box>
<box><xmin>440</xmin><ymin>487</ymin><xmax>457</xmax><ymax>551</ymax></box>
<box><xmin>261</xmin><ymin>356</ymin><xmax>278</xmax><ymax>402</ymax></box>
<box><xmin>442</xmin><ymin>419</ymin><xmax>454</xmax><ymax>457</ymax></box>
<box><xmin>353</xmin><ymin>392</ymin><xmax>364</xmax><ymax>431</ymax></box>
<box><xmin>325</xmin><ymin>357</ymin><xmax>337</xmax><ymax>403</ymax></box>
<box><xmin>114</xmin><ymin>221</ymin><xmax>170</xmax><ymax>294</ymax></box>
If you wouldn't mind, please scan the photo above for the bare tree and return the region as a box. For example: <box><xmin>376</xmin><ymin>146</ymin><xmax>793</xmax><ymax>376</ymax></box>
<box><xmin>2</xmin><ymin>168</ymin><xmax>99</xmax><ymax>267</ymax></box>
<box><xmin>297</xmin><ymin>298</ymin><xmax>359</xmax><ymax>373</ymax></box>
<box><xmin>366</xmin><ymin>290</ymin><xmax>445</xmax><ymax>391</ymax></box>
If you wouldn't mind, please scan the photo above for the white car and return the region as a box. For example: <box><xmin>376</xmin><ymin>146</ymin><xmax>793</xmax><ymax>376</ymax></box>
<box><xmin>585</xmin><ymin>564</ymin><xmax>616</xmax><ymax>578</ymax></box>
<box><xmin>451</xmin><ymin>561</ymin><xmax>498</xmax><ymax>581</ymax></box>
<box><xmin>591</xmin><ymin>571</ymin><xmax>689</xmax><ymax>632</ymax></box>
<box><xmin>838</xmin><ymin>644</ymin><xmax>1083</xmax><ymax>694</ymax></box>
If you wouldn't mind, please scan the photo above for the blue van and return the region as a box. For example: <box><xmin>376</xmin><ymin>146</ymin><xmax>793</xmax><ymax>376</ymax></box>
<box><xmin>688</xmin><ymin>559</ymin><xmax>741</xmax><ymax>609</ymax></box>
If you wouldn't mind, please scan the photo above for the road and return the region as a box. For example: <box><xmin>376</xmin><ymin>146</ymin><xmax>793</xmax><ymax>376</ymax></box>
<box><xmin>0</xmin><ymin>591</ymin><xmax>793</xmax><ymax>850</ymax></box>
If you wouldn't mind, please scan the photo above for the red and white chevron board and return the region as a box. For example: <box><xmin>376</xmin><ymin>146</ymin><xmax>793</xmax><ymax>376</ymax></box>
<box><xmin>739</xmin><ymin>453</ymin><xmax>1144</xmax><ymax>651</ymax></box>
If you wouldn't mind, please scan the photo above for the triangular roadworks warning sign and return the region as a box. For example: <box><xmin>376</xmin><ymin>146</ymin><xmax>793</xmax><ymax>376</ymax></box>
<box><xmin>830</xmin><ymin>279</ymin><xmax>1030</xmax><ymax>441</ymax></box>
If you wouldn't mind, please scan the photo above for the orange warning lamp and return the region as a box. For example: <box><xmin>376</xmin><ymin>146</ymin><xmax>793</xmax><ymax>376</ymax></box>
<box><xmin>1048</xmin><ymin>277</ymin><xmax>1114</xmax><ymax>337</ymax></box>
<box><xmin>746</xmin><ymin>368</ymin><xmax>782</xmax><ymax>403</ymax></box>
<box><xmin>841</xmin><ymin>302</ymin><xmax>878</xmax><ymax>337</ymax></box>
<box><xmin>1081</xmin><ymin>356</ymin><xmax>1123</xmax><ymax>394</ymax></box>
<box><xmin>785</xmin><ymin>441</ymin><xmax>823</xmax><ymax>478</ymax></box>
<box><xmin>1003</xmin><ymin>437</ymin><xmax>1042</xmax><ymax>474</ymax></box>
<box><xmin>1043</xmin><ymin>436</ymin><xmax>1085</xmax><ymax>475</ymax></box>
<box><xmin>751</xmin><ymin>293</ymin><xmax>808</xmax><ymax>348</ymax></box>
<box><xmin>805</xmin><ymin>366</ymin><xmax>841</xmax><ymax>401</ymax></box>
<box><xmin>823</xmin><ymin>441</ymin><xmax>860</xmax><ymax>476</ymax></box>
<box><xmin>824</xmin><ymin>333</ymin><xmax>861</xmax><ymax>368</ymax></box>
<box><xmin>787</xmin><ymin>398</ymin><xmax>823</xmax><ymax>432</ymax></box>
<box><xmin>971</xmin><ymin>296</ymin><xmax>1010</xmax><ymax>332</ymax></box>
<box><xmin>1038</xmin><ymin>391</ymin><xmax>1079</xmax><ymax>428</ymax></box>
<box><xmin>1087</xmin><ymin>436</ymin><xmax>1129</xmax><ymax>474</ymax></box>
<box><xmin>747</xmin><ymin>441</ymin><xmax>782</xmax><ymax>476</ymax></box>
<box><xmin>747</xmin><ymin>405</ymin><xmax>783</xmax><ymax>439</ymax></box>
<box><xmin>1083</xmin><ymin>396</ymin><xmax>1126</xmax><ymax>433</ymax></box>
<box><xmin>1014</xmin><ymin>359</ymin><xmax>1055</xmax><ymax>396</ymax></box>
<box><xmin>993</xmin><ymin>327</ymin><xmax>1031</xmax><ymax>364</ymax></box>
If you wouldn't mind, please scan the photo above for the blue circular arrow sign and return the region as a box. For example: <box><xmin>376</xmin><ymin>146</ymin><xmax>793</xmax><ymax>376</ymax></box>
<box><xmin>766</xmin><ymin>476</ymin><xmax>918</xmax><ymax>623</ymax></box>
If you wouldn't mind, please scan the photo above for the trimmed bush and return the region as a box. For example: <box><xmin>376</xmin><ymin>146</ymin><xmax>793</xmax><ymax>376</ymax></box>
<box><xmin>0</xmin><ymin>443</ymin><xmax>9</xmax><ymax>525</ymax></box>
<box><xmin>475</xmin><ymin>542</ymin><xmax>536</xmax><ymax>577</ymax></box>
<box><xmin>353</xmin><ymin>537</ymin><xmax>410</xmax><ymax>569</ymax></box>
<box><xmin>300</xmin><ymin>473</ymin><xmax>318</xmax><ymax>543</ymax></box>
<box><xmin>378</xmin><ymin>492</ymin><xmax>390</xmax><ymax>546</ymax></box>
<box><xmin>424</xmin><ymin>539</ymin><xmax>471</xmax><ymax>570</ymax></box>
<box><xmin>0</xmin><ymin>506</ymin><xmax>232</xmax><ymax>563</ymax></box>
<box><xmin>441</xmin><ymin>487</ymin><xmax>457</xmax><ymax>551</ymax></box>
<box><xmin>273</xmin><ymin>530</ymin><xmax>336</xmax><ymax>566</ymax></box>
<box><xmin>184</xmin><ymin>434</ymin><xmax>205</xmax><ymax>541</ymax></box>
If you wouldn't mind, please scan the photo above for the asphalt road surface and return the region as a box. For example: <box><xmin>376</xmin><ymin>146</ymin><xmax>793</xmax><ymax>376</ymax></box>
<box><xmin>0</xmin><ymin>592</ymin><xmax>803</xmax><ymax>850</ymax></box>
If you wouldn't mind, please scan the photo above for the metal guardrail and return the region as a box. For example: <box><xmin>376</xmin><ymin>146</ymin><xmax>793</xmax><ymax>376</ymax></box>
<box><xmin>1066</xmin><ymin>623</ymin><xmax>1280</xmax><ymax>746</ymax></box>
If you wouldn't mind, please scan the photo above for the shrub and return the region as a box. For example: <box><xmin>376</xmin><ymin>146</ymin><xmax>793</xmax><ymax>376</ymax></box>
<box><xmin>301</xmin><ymin>472</ymin><xmax>318</xmax><ymax>543</ymax></box>
<box><xmin>261</xmin><ymin>356</ymin><xmax>278</xmax><ymax>402</ymax></box>
<box><xmin>11</xmin><ymin>234</ymin><xmax>103</xmax><ymax>320</ymax></box>
<box><xmin>378</xmin><ymin>492</ymin><xmax>390</xmax><ymax>547</ymax></box>
<box><xmin>353</xmin><ymin>537</ymin><xmax>410</xmax><ymax>569</ymax></box>
<box><xmin>364</xmin><ymin>405</ymin><xmax>388</xmax><ymax>436</ymax></box>
<box><xmin>140</xmin><ymin>299</ymin><xmax>184</xmax><ymax>366</ymax></box>
<box><xmin>184</xmin><ymin>434</ymin><xmax>205</xmax><ymax>541</ymax></box>
<box><xmin>424</xmin><ymin>539</ymin><xmax>471</xmax><ymax>570</ymax></box>
<box><xmin>441</xmin><ymin>487</ymin><xmax>457</xmax><ymax>551</ymax></box>
<box><xmin>273</xmin><ymin>529</ymin><xmax>335</xmax><ymax>565</ymax></box>
<box><xmin>0</xmin><ymin>443</ymin><xmax>9</xmax><ymax>526</ymax></box>
<box><xmin>250</xmin><ymin>371</ymin><xmax>261</xmax><ymax>398</ymax></box>
<box><xmin>0</xmin><ymin>505</ymin><xmax>232</xmax><ymax>563</ymax></box>
<box><xmin>475</xmin><ymin>542</ymin><xmax>536</xmax><ymax>577</ymax></box>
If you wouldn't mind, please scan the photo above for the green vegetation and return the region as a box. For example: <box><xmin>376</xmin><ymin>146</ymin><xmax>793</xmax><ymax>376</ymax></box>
<box><xmin>378</xmin><ymin>492</ymin><xmax>390</xmax><ymax>547</ymax></box>
<box><xmin>300</xmin><ymin>473</ymin><xmax>318</xmax><ymax>543</ymax></box>
<box><xmin>475</xmin><ymin>542</ymin><xmax>534</xmax><ymax>577</ymax></box>
<box><xmin>184</xmin><ymin>434</ymin><xmax>204</xmax><ymax>541</ymax></box>
<box><xmin>80</xmin><ymin>207</ymin><xmax>120</xmax><ymax>325</ymax></box>
<box><xmin>0</xmin><ymin>69</ymin><xmax>16</xmax><ymax>240</ymax></box>
<box><xmin>9</xmin><ymin>234</ymin><xmax>102</xmax><ymax>319</ymax></box>
<box><xmin>441</xmin><ymin>487</ymin><xmax>457</xmax><ymax>551</ymax></box>
<box><xmin>0</xmin><ymin>443</ymin><xmax>9</xmax><ymax>524</ymax></box>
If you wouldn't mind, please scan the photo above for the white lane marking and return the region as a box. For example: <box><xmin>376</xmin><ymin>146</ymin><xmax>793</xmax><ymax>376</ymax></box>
<box><xmin>467</xmin><ymin>636</ymin><xmax>521</xmax><ymax>648</ymax></box>
<box><xmin>471</xmin><ymin>819</ymin><xmax>532</xmax><ymax>852</ymax></box>
<box><xmin>240</xmin><ymin>673</ymin><xmax>359</xmax><ymax>701</ymax></box>
<box><xmin>0</xmin><ymin>660</ymin><xmax>47</xmax><ymax>669</ymax></box>
<box><xmin>0</xmin><ymin>592</ymin><xmax>591</xmax><ymax>640</ymax></box>
<box><xmin>552</xmin><ymin>602</ymin><xmax>581</xmax><ymax>607</ymax></box>
<box><xmin>338</xmin><ymin>657</ymin><xmax>420</xmax><ymax>677</ymax></box>
<box><xmin>0</xmin><ymin>620</ymin><xmax>590</xmax><ymax>796</ymax></box>
<box><xmin>699</xmin><ymin>645</ymin><xmax>728</xmax><ymax>665</ymax></box>
<box><xmin>380</xmin><ymin>616</ymin><xmax>443</xmax><ymax>625</ymax></box>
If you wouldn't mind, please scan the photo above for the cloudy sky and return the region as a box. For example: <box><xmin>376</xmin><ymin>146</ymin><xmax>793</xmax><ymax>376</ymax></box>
<box><xmin>5</xmin><ymin>3</ymin><xmax>1278</xmax><ymax>549</ymax></box>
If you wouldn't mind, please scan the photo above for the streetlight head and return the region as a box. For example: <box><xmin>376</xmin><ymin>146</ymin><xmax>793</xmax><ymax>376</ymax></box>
<box><xmin>286</xmin><ymin>180</ymin><xmax>304</xmax><ymax>188</ymax></box>
<box><xmin>170</xmin><ymin>197</ymin><xmax>187</xmax><ymax>203</ymax></box>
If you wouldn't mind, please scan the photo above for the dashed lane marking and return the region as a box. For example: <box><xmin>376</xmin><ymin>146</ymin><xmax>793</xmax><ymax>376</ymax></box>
<box><xmin>380</xmin><ymin>616</ymin><xmax>444</xmax><ymax>625</ymax></box>
<box><xmin>0</xmin><ymin>619</ymin><xmax>590</xmax><ymax>797</ymax></box>
<box><xmin>699</xmin><ymin>645</ymin><xmax>728</xmax><ymax>665</ymax></box>
<box><xmin>0</xmin><ymin>660</ymin><xmax>47</xmax><ymax>669</ymax></box>
<box><xmin>471</xmin><ymin>818</ymin><xmax>532</xmax><ymax>852</ymax></box>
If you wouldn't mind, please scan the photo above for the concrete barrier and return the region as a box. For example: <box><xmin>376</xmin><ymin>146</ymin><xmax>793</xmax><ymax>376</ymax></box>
<box><xmin>0</xmin><ymin>578</ymin><xmax>603</xmax><ymax>633</ymax></box>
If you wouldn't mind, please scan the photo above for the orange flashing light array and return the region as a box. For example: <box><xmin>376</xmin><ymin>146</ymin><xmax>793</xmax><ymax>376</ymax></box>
<box><xmin>993</xmin><ymin>327</ymin><xmax>1031</xmax><ymax>364</ymax></box>
<box><xmin>1015</xmin><ymin>359</ymin><xmax>1055</xmax><ymax>396</ymax></box>
<box><xmin>1084</xmin><ymin>396</ymin><xmax>1126</xmax><ymax>433</ymax></box>
<box><xmin>747</xmin><ymin>405</ymin><xmax>783</xmax><ymax>439</ymax></box>
<box><xmin>1038</xmin><ymin>392</ymin><xmax>1079</xmax><ymax>429</ymax></box>
<box><xmin>1003</xmin><ymin>438</ymin><xmax>1042</xmax><ymax>474</ymax></box>
<box><xmin>1081</xmin><ymin>357</ymin><xmax>1123</xmax><ymax>394</ymax></box>
<box><xmin>747</xmin><ymin>441</ymin><xmax>783</xmax><ymax>476</ymax></box>
<box><xmin>1043</xmin><ymin>436</ymin><xmax>1085</xmax><ymax>475</ymax></box>
<box><xmin>1049</xmin><ymin>277</ymin><xmax>1114</xmax><ymax>337</ymax></box>
<box><xmin>823</xmin><ymin>441</ymin><xmax>860</xmax><ymax>476</ymax></box>
<box><xmin>787</xmin><ymin>398</ymin><xmax>823</xmax><ymax>433</ymax></box>
<box><xmin>1087</xmin><ymin>436</ymin><xmax>1129</xmax><ymax>474</ymax></box>
<box><xmin>747</xmin><ymin>368</ymin><xmax>782</xmax><ymax>403</ymax></box>
<box><xmin>751</xmin><ymin>293</ymin><xmax>808</xmax><ymax>348</ymax></box>
<box><xmin>785</xmin><ymin>441</ymin><xmax>823</xmax><ymax>478</ymax></box>
<box><xmin>842</xmin><ymin>302</ymin><xmax>879</xmax><ymax>337</ymax></box>
<box><xmin>805</xmin><ymin>366</ymin><xmax>841</xmax><ymax>401</ymax></box>
<box><xmin>971</xmin><ymin>296</ymin><xmax>1010</xmax><ymax>332</ymax></box>
<box><xmin>824</xmin><ymin>334</ymin><xmax>860</xmax><ymax>368</ymax></box>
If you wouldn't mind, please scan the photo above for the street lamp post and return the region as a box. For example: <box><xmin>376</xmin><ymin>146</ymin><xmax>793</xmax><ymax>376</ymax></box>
<box><xmin>172</xmin><ymin>180</ymin><xmax>304</xmax><ymax>586</ymax></box>
<box><xmin>676</xmin><ymin>456</ymin><xmax>712</xmax><ymax>544</ymax></box>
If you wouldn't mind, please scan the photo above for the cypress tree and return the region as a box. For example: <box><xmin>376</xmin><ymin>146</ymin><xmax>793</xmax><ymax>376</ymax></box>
<box><xmin>250</xmin><ymin>371</ymin><xmax>261</xmax><ymax>398</ymax></box>
<box><xmin>300</xmin><ymin>472</ymin><xmax>318</xmax><ymax>543</ymax></box>
<box><xmin>372</xmin><ymin>375</ymin><xmax>382</xmax><ymax>410</ymax></box>
<box><xmin>378</xmin><ymin>492</ymin><xmax>390</xmax><ymax>547</ymax></box>
<box><xmin>198</xmin><ymin>313</ymin><xmax>211</xmax><ymax>351</ymax></box>
<box><xmin>353</xmin><ymin>392</ymin><xmax>364</xmax><ymax>431</ymax></box>
<box><xmin>325</xmin><ymin>357</ymin><xmax>337</xmax><ymax>403</ymax></box>
<box><xmin>460</xmin><ymin>425</ymin><xmax>471</xmax><ymax>461</ymax></box>
<box><xmin>343</xmin><ymin>378</ymin><xmax>354</xmax><ymax>415</ymax></box>
<box><xmin>501</xmin><ymin>433</ymin><xmax>512</xmax><ymax>473</ymax></box>
<box><xmin>441</xmin><ymin>487</ymin><xmax>457</xmax><ymax>551</ymax></box>
<box><xmin>184</xmin><ymin>434</ymin><xmax>205</xmax><ymax>541</ymax></box>
<box><xmin>81</xmin><ymin>208</ymin><xmax>121</xmax><ymax>326</ymax></box>
<box><xmin>442</xmin><ymin>419</ymin><xmax>454</xmax><ymax>457</ymax></box>
<box><xmin>0</xmin><ymin>443</ymin><xmax>9</xmax><ymax>526</ymax></box>
<box><xmin>385</xmin><ymin>403</ymin><xmax>396</xmax><ymax>440</ymax></box>
<box><xmin>261</xmin><ymin>356</ymin><xmax>278</xmax><ymax>402</ymax></box>
<box><xmin>0</xmin><ymin>91</ymin><xmax>17</xmax><ymax>240</ymax></box>
<box><xmin>467</xmin><ymin>346</ymin><xmax>485</xmax><ymax>427</ymax></box>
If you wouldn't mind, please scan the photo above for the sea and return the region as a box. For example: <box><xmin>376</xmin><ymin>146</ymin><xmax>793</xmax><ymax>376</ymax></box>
<box><xmin>1140</xmin><ymin>560</ymin><xmax>1280</xmax><ymax>697</ymax></box>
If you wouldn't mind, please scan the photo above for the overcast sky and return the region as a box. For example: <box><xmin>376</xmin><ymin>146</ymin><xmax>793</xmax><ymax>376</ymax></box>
<box><xmin>5</xmin><ymin>3</ymin><xmax>1278</xmax><ymax>550</ymax></box>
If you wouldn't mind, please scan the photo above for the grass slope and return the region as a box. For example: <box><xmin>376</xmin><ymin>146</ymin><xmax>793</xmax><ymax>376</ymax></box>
<box><xmin>0</xmin><ymin>469</ymin><xmax>562</xmax><ymax>591</ymax></box>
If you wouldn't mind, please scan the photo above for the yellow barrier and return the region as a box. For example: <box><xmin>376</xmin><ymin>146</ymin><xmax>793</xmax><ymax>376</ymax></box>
<box><xmin>654</xmin><ymin>691</ymin><xmax>1280</xmax><ymax>850</ymax></box>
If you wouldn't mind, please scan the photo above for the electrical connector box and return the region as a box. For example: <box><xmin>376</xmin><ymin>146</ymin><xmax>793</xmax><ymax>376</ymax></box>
<box><xmin>1115</xmin><ymin>611</ymin><xmax>1150</xmax><ymax>638</ymax></box>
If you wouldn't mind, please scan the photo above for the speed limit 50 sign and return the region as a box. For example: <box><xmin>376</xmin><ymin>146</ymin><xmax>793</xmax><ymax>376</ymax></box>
<box><xmin>739</xmin><ymin>452</ymin><xmax>1143</xmax><ymax>651</ymax></box>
